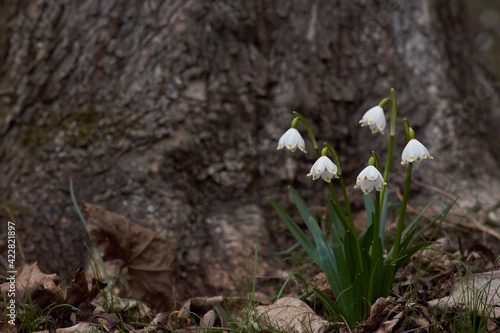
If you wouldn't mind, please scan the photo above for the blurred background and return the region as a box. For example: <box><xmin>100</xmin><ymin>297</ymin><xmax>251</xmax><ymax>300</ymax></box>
<box><xmin>469</xmin><ymin>0</ymin><xmax>500</xmax><ymax>78</ymax></box>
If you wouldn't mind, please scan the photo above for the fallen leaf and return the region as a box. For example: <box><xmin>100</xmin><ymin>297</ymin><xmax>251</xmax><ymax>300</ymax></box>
<box><xmin>64</xmin><ymin>267</ymin><xmax>90</xmax><ymax>306</ymax></box>
<box><xmin>177</xmin><ymin>295</ymin><xmax>247</xmax><ymax>328</ymax></box>
<box><xmin>32</xmin><ymin>322</ymin><xmax>96</xmax><ymax>333</ymax></box>
<box><xmin>84</xmin><ymin>203</ymin><xmax>176</xmax><ymax>311</ymax></box>
<box><xmin>0</xmin><ymin>262</ymin><xmax>64</xmax><ymax>310</ymax></box>
<box><xmin>254</xmin><ymin>297</ymin><xmax>329</xmax><ymax>333</ymax></box>
<box><xmin>429</xmin><ymin>270</ymin><xmax>500</xmax><ymax>318</ymax></box>
<box><xmin>358</xmin><ymin>296</ymin><xmax>438</xmax><ymax>333</ymax></box>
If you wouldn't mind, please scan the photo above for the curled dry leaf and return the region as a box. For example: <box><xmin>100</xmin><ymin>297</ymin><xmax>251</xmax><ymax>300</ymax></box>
<box><xmin>254</xmin><ymin>297</ymin><xmax>329</xmax><ymax>333</ymax></box>
<box><xmin>177</xmin><ymin>295</ymin><xmax>248</xmax><ymax>328</ymax></box>
<box><xmin>55</xmin><ymin>266</ymin><xmax>106</xmax><ymax>321</ymax></box>
<box><xmin>65</xmin><ymin>266</ymin><xmax>106</xmax><ymax>306</ymax></box>
<box><xmin>84</xmin><ymin>203</ymin><xmax>175</xmax><ymax>311</ymax></box>
<box><xmin>32</xmin><ymin>322</ymin><xmax>97</xmax><ymax>332</ymax></box>
<box><xmin>358</xmin><ymin>296</ymin><xmax>437</xmax><ymax>333</ymax></box>
<box><xmin>0</xmin><ymin>262</ymin><xmax>64</xmax><ymax>309</ymax></box>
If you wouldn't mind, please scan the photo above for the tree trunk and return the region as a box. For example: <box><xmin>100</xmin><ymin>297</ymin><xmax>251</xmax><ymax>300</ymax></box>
<box><xmin>1</xmin><ymin>0</ymin><xmax>499</xmax><ymax>303</ymax></box>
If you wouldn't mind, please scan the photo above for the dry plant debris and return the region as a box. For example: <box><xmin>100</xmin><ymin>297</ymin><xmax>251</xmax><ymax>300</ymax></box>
<box><xmin>84</xmin><ymin>203</ymin><xmax>176</xmax><ymax>312</ymax></box>
<box><xmin>255</xmin><ymin>297</ymin><xmax>330</xmax><ymax>333</ymax></box>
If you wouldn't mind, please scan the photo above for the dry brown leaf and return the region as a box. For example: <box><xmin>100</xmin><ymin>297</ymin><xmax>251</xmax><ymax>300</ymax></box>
<box><xmin>429</xmin><ymin>270</ymin><xmax>500</xmax><ymax>318</ymax></box>
<box><xmin>201</xmin><ymin>309</ymin><xmax>217</xmax><ymax>328</ymax></box>
<box><xmin>0</xmin><ymin>262</ymin><xmax>64</xmax><ymax>310</ymax></box>
<box><xmin>65</xmin><ymin>267</ymin><xmax>106</xmax><ymax>306</ymax></box>
<box><xmin>177</xmin><ymin>295</ymin><xmax>248</xmax><ymax>327</ymax></box>
<box><xmin>254</xmin><ymin>297</ymin><xmax>329</xmax><ymax>333</ymax></box>
<box><xmin>64</xmin><ymin>267</ymin><xmax>89</xmax><ymax>305</ymax></box>
<box><xmin>84</xmin><ymin>203</ymin><xmax>176</xmax><ymax>311</ymax></box>
<box><xmin>32</xmin><ymin>322</ymin><xmax>97</xmax><ymax>333</ymax></box>
<box><xmin>54</xmin><ymin>322</ymin><xmax>96</xmax><ymax>332</ymax></box>
<box><xmin>0</xmin><ymin>322</ymin><xmax>17</xmax><ymax>333</ymax></box>
<box><xmin>358</xmin><ymin>296</ymin><xmax>438</xmax><ymax>333</ymax></box>
<box><xmin>54</xmin><ymin>266</ymin><xmax>105</xmax><ymax>321</ymax></box>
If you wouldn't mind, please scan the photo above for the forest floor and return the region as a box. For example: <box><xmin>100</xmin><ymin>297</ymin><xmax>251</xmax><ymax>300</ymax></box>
<box><xmin>1</xmin><ymin>203</ymin><xmax>500</xmax><ymax>333</ymax></box>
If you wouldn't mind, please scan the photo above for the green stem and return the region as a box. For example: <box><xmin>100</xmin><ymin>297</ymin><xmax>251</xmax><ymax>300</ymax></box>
<box><xmin>389</xmin><ymin>88</ymin><xmax>397</xmax><ymax>137</ymax></box>
<box><xmin>380</xmin><ymin>89</ymin><xmax>397</xmax><ymax>211</ymax></box>
<box><xmin>379</xmin><ymin>98</ymin><xmax>391</xmax><ymax>108</ymax></box>
<box><xmin>328</xmin><ymin>182</ymin><xmax>343</xmax><ymax>216</ymax></box>
<box><xmin>338</xmin><ymin>174</ymin><xmax>354</xmax><ymax>227</ymax></box>
<box><xmin>380</xmin><ymin>135</ymin><xmax>394</xmax><ymax>208</ymax></box>
<box><xmin>293</xmin><ymin>111</ymin><xmax>320</xmax><ymax>156</ymax></box>
<box><xmin>324</xmin><ymin>143</ymin><xmax>354</xmax><ymax>228</ymax></box>
<box><xmin>368</xmin><ymin>191</ymin><xmax>382</xmax><ymax>302</ymax></box>
<box><xmin>374</xmin><ymin>191</ymin><xmax>381</xmax><ymax>240</ymax></box>
<box><xmin>392</xmin><ymin>162</ymin><xmax>413</xmax><ymax>260</ymax></box>
<box><xmin>332</xmin><ymin>175</ymin><xmax>363</xmax><ymax>272</ymax></box>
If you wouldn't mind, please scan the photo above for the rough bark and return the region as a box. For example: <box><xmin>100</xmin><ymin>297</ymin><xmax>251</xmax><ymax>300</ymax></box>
<box><xmin>0</xmin><ymin>0</ymin><xmax>499</xmax><ymax>305</ymax></box>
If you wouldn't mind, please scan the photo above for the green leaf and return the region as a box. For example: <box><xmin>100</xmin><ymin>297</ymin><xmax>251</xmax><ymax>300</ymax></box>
<box><xmin>344</xmin><ymin>230</ymin><xmax>361</xmax><ymax>278</ymax></box>
<box><xmin>313</xmin><ymin>287</ymin><xmax>352</xmax><ymax>324</ymax></box>
<box><xmin>379</xmin><ymin>191</ymin><xmax>389</xmax><ymax>245</ymax></box>
<box><xmin>402</xmin><ymin>202</ymin><xmax>433</xmax><ymax>238</ymax></box>
<box><xmin>310</xmin><ymin>217</ymin><xmax>348</xmax><ymax>289</ymax></box>
<box><xmin>328</xmin><ymin>195</ymin><xmax>349</xmax><ymax>234</ymax></box>
<box><xmin>394</xmin><ymin>242</ymin><xmax>432</xmax><ymax>270</ymax></box>
<box><xmin>274</xmin><ymin>242</ymin><xmax>301</xmax><ymax>255</ymax></box>
<box><xmin>379</xmin><ymin>263</ymin><xmax>396</xmax><ymax>296</ymax></box>
<box><xmin>363</xmin><ymin>194</ymin><xmax>375</xmax><ymax>227</ymax></box>
<box><xmin>269</xmin><ymin>197</ymin><xmax>320</xmax><ymax>264</ymax></box>
<box><xmin>317</xmin><ymin>214</ymin><xmax>343</xmax><ymax>251</ymax></box>
<box><xmin>361</xmin><ymin>224</ymin><xmax>374</xmax><ymax>252</ymax></box>
<box><xmin>399</xmin><ymin>229</ymin><xmax>417</xmax><ymax>253</ymax></box>
<box><xmin>288</xmin><ymin>186</ymin><xmax>316</xmax><ymax>230</ymax></box>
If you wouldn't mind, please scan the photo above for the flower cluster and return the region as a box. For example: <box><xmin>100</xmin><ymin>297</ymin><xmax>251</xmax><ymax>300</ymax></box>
<box><xmin>272</xmin><ymin>92</ymin><xmax>440</xmax><ymax>327</ymax></box>
<box><xmin>277</xmin><ymin>104</ymin><xmax>434</xmax><ymax>194</ymax></box>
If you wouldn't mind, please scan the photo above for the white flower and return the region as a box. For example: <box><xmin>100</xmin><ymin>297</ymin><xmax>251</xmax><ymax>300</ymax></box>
<box><xmin>307</xmin><ymin>156</ymin><xmax>338</xmax><ymax>182</ymax></box>
<box><xmin>354</xmin><ymin>165</ymin><xmax>386</xmax><ymax>194</ymax></box>
<box><xmin>401</xmin><ymin>139</ymin><xmax>434</xmax><ymax>165</ymax></box>
<box><xmin>277</xmin><ymin>128</ymin><xmax>307</xmax><ymax>153</ymax></box>
<box><xmin>359</xmin><ymin>106</ymin><xmax>386</xmax><ymax>134</ymax></box>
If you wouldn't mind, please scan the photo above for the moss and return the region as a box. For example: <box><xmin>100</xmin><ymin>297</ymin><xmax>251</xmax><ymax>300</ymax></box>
<box><xmin>77</xmin><ymin>104</ymin><xmax>100</xmax><ymax>124</ymax></box>
<box><xmin>0</xmin><ymin>198</ymin><xmax>34</xmax><ymax>233</ymax></box>
<box><xmin>19</xmin><ymin>126</ymin><xmax>50</xmax><ymax>148</ymax></box>
<box><xmin>19</xmin><ymin>105</ymin><xmax>104</xmax><ymax>148</ymax></box>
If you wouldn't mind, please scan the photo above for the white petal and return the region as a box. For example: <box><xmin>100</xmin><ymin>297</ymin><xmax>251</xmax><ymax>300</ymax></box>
<box><xmin>401</xmin><ymin>139</ymin><xmax>433</xmax><ymax>165</ymax></box>
<box><xmin>297</xmin><ymin>135</ymin><xmax>307</xmax><ymax>153</ymax></box>
<box><xmin>360</xmin><ymin>106</ymin><xmax>386</xmax><ymax>134</ymax></box>
<box><xmin>365</xmin><ymin>166</ymin><xmax>379</xmax><ymax>181</ymax></box>
<box><xmin>321</xmin><ymin>171</ymin><xmax>334</xmax><ymax>182</ymax></box>
<box><xmin>361</xmin><ymin>180</ymin><xmax>375</xmax><ymax>194</ymax></box>
<box><xmin>374</xmin><ymin>176</ymin><xmax>386</xmax><ymax>191</ymax></box>
<box><xmin>308</xmin><ymin>156</ymin><xmax>338</xmax><ymax>182</ymax></box>
<box><xmin>355</xmin><ymin>165</ymin><xmax>385</xmax><ymax>193</ymax></box>
<box><xmin>277</xmin><ymin>128</ymin><xmax>307</xmax><ymax>153</ymax></box>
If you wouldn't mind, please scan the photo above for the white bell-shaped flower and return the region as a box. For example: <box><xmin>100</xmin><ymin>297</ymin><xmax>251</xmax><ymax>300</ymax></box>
<box><xmin>401</xmin><ymin>139</ymin><xmax>434</xmax><ymax>165</ymax></box>
<box><xmin>354</xmin><ymin>165</ymin><xmax>386</xmax><ymax>194</ymax></box>
<box><xmin>359</xmin><ymin>106</ymin><xmax>386</xmax><ymax>134</ymax></box>
<box><xmin>277</xmin><ymin>128</ymin><xmax>307</xmax><ymax>153</ymax></box>
<box><xmin>307</xmin><ymin>156</ymin><xmax>338</xmax><ymax>183</ymax></box>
